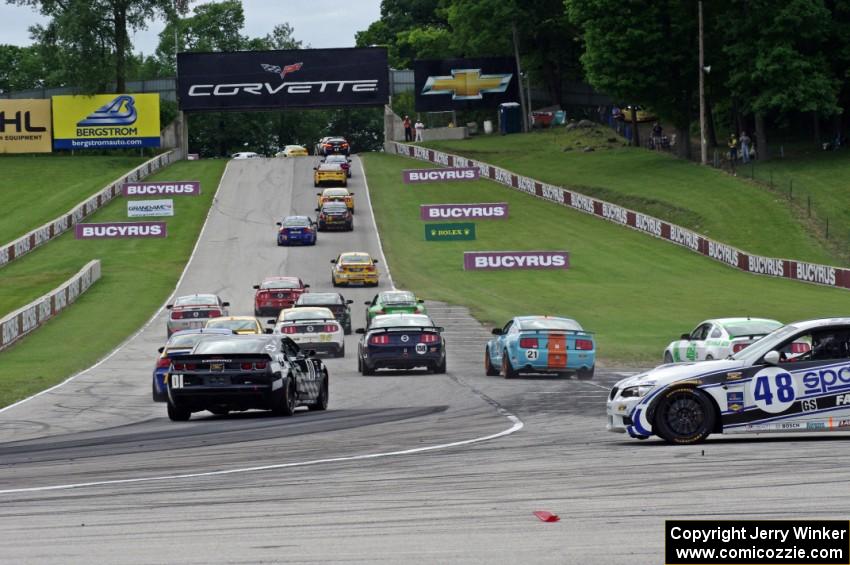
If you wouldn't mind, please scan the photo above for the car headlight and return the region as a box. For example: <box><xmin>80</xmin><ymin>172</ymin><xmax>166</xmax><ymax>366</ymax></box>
<box><xmin>620</xmin><ymin>384</ymin><xmax>656</xmax><ymax>398</ymax></box>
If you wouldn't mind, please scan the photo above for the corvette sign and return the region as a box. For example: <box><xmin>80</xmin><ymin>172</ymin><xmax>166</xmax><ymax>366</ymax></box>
<box><xmin>177</xmin><ymin>47</ymin><xmax>389</xmax><ymax>111</ymax></box>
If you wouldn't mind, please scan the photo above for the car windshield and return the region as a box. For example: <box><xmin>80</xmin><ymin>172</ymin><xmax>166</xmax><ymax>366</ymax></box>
<box><xmin>323</xmin><ymin>204</ymin><xmax>348</xmax><ymax>212</ymax></box>
<box><xmin>324</xmin><ymin>189</ymin><xmax>348</xmax><ymax>196</ymax></box>
<box><xmin>261</xmin><ymin>279</ymin><xmax>300</xmax><ymax>289</ymax></box>
<box><xmin>282</xmin><ymin>217</ymin><xmax>310</xmax><ymax>227</ymax></box>
<box><xmin>722</xmin><ymin>320</ymin><xmax>782</xmax><ymax>338</ymax></box>
<box><xmin>381</xmin><ymin>291</ymin><xmax>415</xmax><ymax>305</ymax></box>
<box><xmin>298</xmin><ymin>293</ymin><xmax>341</xmax><ymax>305</ymax></box>
<box><xmin>286</xmin><ymin>146</ymin><xmax>303</xmax><ymax>150</ymax></box>
<box><xmin>341</xmin><ymin>254</ymin><xmax>371</xmax><ymax>264</ymax></box>
<box><xmin>168</xmin><ymin>333</ymin><xmax>217</xmax><ymax>348</ymax></box>
<box><xmin>731</xmin><ymin>324</ymin><xmax>800</xmax><ymax>361</ymax></box>
<box><xmin>207</xmin><ymin>319</ymin><xmax>258</xmax><ymax>331</ymax></box>
<box><xmin>325</xmin><ymin>156</ymin><xmax>346</xmax><ymax>163</ymax></box>
<box><xmin>518</xmin><ymin>318</ymin><xmax>583</xmax><ymax>331</ymax></box>
<box><xmin>371</xmin><ymin>315</ymin><xmax>434</xmax><ymax>328</ymax></box>
<box><xmin>194</xmin><ymin>337</ymin><xmax>271</xmax><ymax>355</ymax></box>
<box><xmin>319</xmin><ymin>164</ymin><xmax>342</xmax><ymax>171</ymax></box>
<box><xmin>174</xmin><ymin>295</ymin><xmax>218</xmax><ymax>306</ymax></box>
<box><xmin>284</xmin><ymin>308</ymin><xmax>333</xmax><ymax>321</ymax></box>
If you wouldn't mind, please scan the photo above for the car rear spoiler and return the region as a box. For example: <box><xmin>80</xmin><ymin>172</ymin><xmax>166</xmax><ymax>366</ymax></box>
<box><xmin>367</xmin><ymin>326</ymin><xmax>444</xmax><ymax>333</ymax></box>
<box><xmin>168</xmin><ymin>352</ymin><xmax>272</xmax><ymax>361</ymax></box>
<box><xmin>730</xmin><ymin>333</ymin><xmax>770</xmax><ymax>340</ymax></box>
<box><xmin>517</xmin><ymin>329</ymin><xmax>594</xmax><ymax>335</ymax></box>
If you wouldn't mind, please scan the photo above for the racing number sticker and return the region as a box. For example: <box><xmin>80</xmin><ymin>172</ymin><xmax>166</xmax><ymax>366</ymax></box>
<box><xmin>526</xmin><ymin>349</ymin><xmax>539</xmax><ymax>360</ymax></box>
<box><xmin>749</xmin><ymin>367</ymin><xmax>797</xmax><ymax>414</ymax></box>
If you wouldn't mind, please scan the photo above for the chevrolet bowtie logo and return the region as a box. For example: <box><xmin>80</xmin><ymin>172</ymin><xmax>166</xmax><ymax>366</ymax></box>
<box><xmin>421</xmin><ymin>69</ymin><xmax>512</xmax><ymax>100</ymax></box>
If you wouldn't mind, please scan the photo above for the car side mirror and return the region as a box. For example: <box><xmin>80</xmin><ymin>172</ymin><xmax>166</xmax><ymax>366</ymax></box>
<box><xmin>349</xmin><ymin>192</ymin><xmax>354</xmax><ymax>195</ymax></box>
<box><xmin>253</xmin><ymin>285</ymin><xmax>260</xmax><ymax>289</ymax></box>
<box><xmin>417</xmin><ymin>299</ymin><xmax>424</xmax><ymax>304</ymax></box>
<box><xmin>330</xmin><ymin>259</ymin><xmax>337</xmax><ymax>264</ymax></box>
<box><xmin>304</xmin><ymin>284</ymin><xmax>310</xmax><ymax>288</ymax></box>
<box><xmin>275</xmin><ymin>222</ymin><xmax>281</xmax><ymax>226</ymax></box>
<box><xmin>264</xmin><ymin>328</ymin><xmax>273</xmax><ymax>334</ymax></box>
<box><xmin>346</xmin><ymin>300</ymin><xmax>353</xmax><ymax>304</ymax></box>
<box><xmin>313</xmin><ymin>167</ymin><xmax>318</xmax><ymax>171</ymax></box>
<box><xmin>157</xmin><ymin>346</ymin><xmax>164</xmax><ymax>353</ymax></box>
<box><xmin>166</xmin><ymin>304</ymin><xmax>173</xmax><ymax>309</ymax></box>
<box><xmin>491</xmin><ymin>328</ymin><xmax>503</xmax><ymax>335</ymax></box>
<box><xmin>372</xmin><ymin>259</ymin><xmax>379</xmax><ymax>264</ymax></box>
<box><xmin>267</xmin><ymin>319</ymin><xmax>277</xmax><ymax>325</ymax></box>
<box><xmin>222</xmin><ymin>302</ymin><xmax>230</xmax><ymax>307</ymax></box>
<box><xmin>364</xmin><ymin>301</ymin><xmax>371</xmax><ymax>305</ymax></box>
<box><xmin>304</xmin><ymin>349</ymin><xmax>317</xmax><ymax>358</ymax></box>
<box><xmin>764</xmin><ymin>350</ymin><xmax>781</xmax><ymax>365</ymax></box>
<box><xmin>355</xmin><ymin>328</ymin><xmax>366</xmax><ymax>334</ymax></box>
<box><xmin>680</xmin><ymin>333</ymin><xmax>691</xmax><ymax>340</ymax></box>
<box><xmin>315</xmin><ymin>207</ymin><xmax>321</xmax><ymax>212</ymax></box>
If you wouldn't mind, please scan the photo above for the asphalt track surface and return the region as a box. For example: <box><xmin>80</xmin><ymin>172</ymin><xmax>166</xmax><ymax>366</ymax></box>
<box><xmin>2</xmin><ymin>157</ymin><xmax>849</xmax><ymax>564</ymax></box>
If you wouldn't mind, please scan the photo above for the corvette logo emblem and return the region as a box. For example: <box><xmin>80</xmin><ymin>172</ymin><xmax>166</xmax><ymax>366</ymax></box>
<box><xmin>261</xmin><ymin>62</ymin><xmax>303</xmax><ymax>80</ymax></box>
<box><xmin>421</xmin><ymin>69</ymin><xmax>512</xmax><ymax>100</ymax></box>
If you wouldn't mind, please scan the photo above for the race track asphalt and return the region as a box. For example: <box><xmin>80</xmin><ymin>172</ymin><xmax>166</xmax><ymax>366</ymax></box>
<box><xmin>1</xmin><ymin>156</ymin><xmax>848</xmax><ymax>564</ymax></box>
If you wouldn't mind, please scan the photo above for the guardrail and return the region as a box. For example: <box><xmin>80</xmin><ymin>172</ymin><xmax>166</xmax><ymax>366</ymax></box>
<box><xmin>0</xmin><ymin>150</ymin><xmax>176</xmax><ymax>269</ymax></box>
<box><xmin>0</xmin><ymin>259</ymin><xmax>101</xmax><ymax>351</ymax></box>
<box><xmin>388</xmin><ymin>141</ymin><xmax>850</xmax><ymax>291</ymax></box>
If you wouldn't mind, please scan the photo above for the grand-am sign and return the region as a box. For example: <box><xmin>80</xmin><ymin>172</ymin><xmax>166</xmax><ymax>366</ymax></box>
<box><xmin>464</xmin><ymin>251</ymin><xmax>570</xmax><ymax>271</ymax></box>
<box><xmin>123</xmin><ymin>181</ymin><xmax>200</xmax><ymax>196</ymax></box>
<box><xmin>403</xmin><ymin>167</ymin><xmax>479</xmax><ymax>183</ymax></box>
<box><xmin>127</xmin><ymin>199</ymin><xmax>174</xmax><ymax>217</ymax></box>
<box><xmin>75</xmin><ymin>221</ymin><xmax>167</xmax><ymax>239</ymax></box>
<box><xmin>420</xmin><ymin>202</ymin><xmax>508</xmax><ymax>220</ymax></box>
<box><xmin>177</xmin><ymin>47</ymin><xmax>389</xmax><ymax>111</ymax></box>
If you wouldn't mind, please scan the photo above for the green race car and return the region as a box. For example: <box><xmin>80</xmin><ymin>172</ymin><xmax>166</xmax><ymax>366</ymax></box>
<box><xmin>364</xmin><ymin>290</ymin><xmax>426</xmax><ymax>327</ymax></box>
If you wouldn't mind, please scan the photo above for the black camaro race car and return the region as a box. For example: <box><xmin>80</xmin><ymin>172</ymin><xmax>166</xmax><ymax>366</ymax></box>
<box><xmin>356</xmin><ymin>313</ymin><xmax>446</xmax><ymax>375</ymax></box>
<box><xmin>165</xmin><ymin>334</ymin><xmax>328</xmax><ymax>421</ymax></box>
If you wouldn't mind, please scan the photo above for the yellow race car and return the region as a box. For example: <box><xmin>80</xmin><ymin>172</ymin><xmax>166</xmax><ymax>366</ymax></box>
<box><xmin>331</xmin><ymin>252</ymin><xmax>379</xmax><ymax>287</ymax></box>
<box><xmin>276</xmin><ymin>145</ymin><xmax>308</xmax><ymax>157</ymax></box>
<box><xmin>314</xmin><ymin>163</ymin><xmax>347</xmax><ymax>187</ymax></box>
<box><xmin>204</xmin><ymin>316</ymin><xmax>266</xmax><ymax>335</ymax></box>
<box><xmin>316</xmin><ymin>187</ymin><xmax>355</xmax><ymax>214</ymax></box>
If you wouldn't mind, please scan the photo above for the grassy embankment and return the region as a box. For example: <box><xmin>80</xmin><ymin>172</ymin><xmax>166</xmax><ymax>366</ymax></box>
<box><xmin>363</xmin><ymin>152</ymin><xmax>850</xmax><ymax>366</ymax></box>
<box><xmin>0</xmin><ymin>160</ymin><xmax>226</xmax><ymax>408</ymax></box>
<box><xmin>423</xmin><ymin>129</ymin><xmax>838</xmax><ymax>265</ymax></box>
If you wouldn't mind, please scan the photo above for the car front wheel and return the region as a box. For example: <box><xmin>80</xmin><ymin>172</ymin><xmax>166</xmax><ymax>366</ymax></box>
<box><xmin>654</xmin><ymin>387</ymin><xmax>716</xmax><ymax>444</ymax></box>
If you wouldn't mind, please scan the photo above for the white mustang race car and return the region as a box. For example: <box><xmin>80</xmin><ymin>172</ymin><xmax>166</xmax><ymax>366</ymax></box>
<box><xmin>269</xmin><ymin>307</ymin><xmax>345</xmax><ymax>358</ymax></box>
<box><xmin>609</xmin><ymin>318</ymin><xmax>850</xmax><ymax>444</ymax></box>
<box><xmin>663</xmin><ymin>317</ymin><xmax>783</xmax><ymax>363</ymax></box>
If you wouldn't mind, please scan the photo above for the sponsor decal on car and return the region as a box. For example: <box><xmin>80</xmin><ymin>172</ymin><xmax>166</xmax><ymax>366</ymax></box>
<box><xmin>463</xmin><ymin>251</ymin><xmax>569</xmax><ymax>271</ymax></box>
<box><xmin>726</xmin><ymin>391</ymin><xmax>744</xmax><ymax>412</ymax></box>
<box><xmin>726</xmin><ymin>372</ymin><xmax>744</xmax><ymax>381</ymax></box>
<box><xmin>802</xmin><ymin>365</ymin><xmax>850</xmax><ymax>395</ymax></box>
<box><xmin>403</xmin><ymin>167</ymin><xmax>479</xmax><ymax>183</ymax></box>
<box><xmin>420</xmin><ymin>203</ymin><xmax>508</xmax><ymax>220</ymax></box>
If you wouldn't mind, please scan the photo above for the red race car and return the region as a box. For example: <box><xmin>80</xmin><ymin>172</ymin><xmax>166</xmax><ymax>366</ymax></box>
<box><xmin>253</xmin><ymin>276</ymin><xmax>310</xmax><ymax>317</ymax></box>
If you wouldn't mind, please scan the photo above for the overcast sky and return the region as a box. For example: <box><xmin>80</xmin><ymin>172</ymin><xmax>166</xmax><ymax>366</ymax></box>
<box><xmin>0</xmin><ymin>0</ymin><xmax>382</xmax><ymax>54</ymax></box>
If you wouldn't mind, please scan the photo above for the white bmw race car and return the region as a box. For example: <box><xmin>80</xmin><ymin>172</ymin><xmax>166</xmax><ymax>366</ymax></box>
<box><xmin>269</xmin><ymin>307</ymin><xmax>345</xmax><ymax>357</ymax></box>
<box><xmin>608</xmin><ymin>317</ymin><xmax>845</xmax><ymax>444</ymax></box>
<box><xmin>663</xmin><ymin>317</ymin><xmax>784</xmax><ymax>363</ymax></box>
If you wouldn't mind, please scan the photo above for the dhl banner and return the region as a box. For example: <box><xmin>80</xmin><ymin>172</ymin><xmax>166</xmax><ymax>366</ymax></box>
<box><xmin>0</xmin><ymin>99</ymin><xmax>52</xmax><ymax>153</ymax></box>
<box><xmin>52</xmin><ymin>93</ymin><xmax>160</xmax><ymax>150</ymax></box>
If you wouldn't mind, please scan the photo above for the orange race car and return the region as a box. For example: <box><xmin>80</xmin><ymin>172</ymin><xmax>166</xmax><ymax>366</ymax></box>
<box><xmin>316</xmin><ymin>187</ymin><xmax>354</xmax><ymax>213</ymax></box>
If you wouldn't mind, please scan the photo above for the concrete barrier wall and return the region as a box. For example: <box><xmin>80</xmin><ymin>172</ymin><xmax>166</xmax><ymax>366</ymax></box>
<box><xmin>388</xmin><ymin>141</ymin><xmax>850</xmax><ymax>291</ymax></box>
<box><xmin>0</xmin><ymin>259</ymin><xmax>101</xmax><ymax>351</ymax></box>
<box><xmin>0</xmin><ymin>150</ymin><xmax>176</xmax><ymax>269</ymax></box>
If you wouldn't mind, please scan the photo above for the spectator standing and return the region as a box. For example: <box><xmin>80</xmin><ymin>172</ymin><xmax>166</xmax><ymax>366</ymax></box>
<box><xmin>414</xmin><ymin>118</ymin><xmax>425</xmax><ymax>142</ymax></box>
<box><xmin>403</xmin><ymin>115</ymin><xmax>413</xmax><ymax>142</ymax></box>
<box><xmin>651</xmin><ymin>122</ymin><xmax>663</xmax><ymax>150</ymax></box>
<box><xmin>728</xmin><ymin>133</ymin><xmax>739</xmax><ymax>175</ymax></box>
<box><xmin>740</xmin><ymin>131</ymin><xmax>752</xmax><ymax>163</ymax></box>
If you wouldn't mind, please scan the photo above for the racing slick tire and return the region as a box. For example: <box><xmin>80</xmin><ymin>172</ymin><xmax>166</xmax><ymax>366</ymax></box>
<box><xmin>433</xmin><ymin>357</ymin><xmax>447</xmax><ymax>374</ymax></box>
<box><xmin>335</xmin><ymin>344</ymin><xmax>345</xmax><ymax>358</ymax></box>
<box><xmin>501</xmin><ymin>350</ymin><xmax>518</xmax><ymax>379</ymax></box>
<box><xmin>167</xmin><ymin>402</ymin><xmax>191</xmax><ymax>422</ymax></box>
<box><xmin>663</xmin><ymin>352</ymin><xmax>674</xmax><ymax>364</ymax></box>
<box><xmin>705</xmin><ymin>355</ymin><xmax>714</xmax><ymax>360</ymax></box>
<box><xmin>484</xmin><ymin>347</ymin><xmax>499</xmax><ymax>376</ymax></box>
<box><xmin>653</xmin><ymin>386</ymin><xmax>717</xmax><ymax>444</ymax></box>
<box><xmin>577</xmin><ymin>366</ymin><xmax>595</xmax><ymax>380</ymax></box>
<box><xmin>344</xmin><ymin>322</ymin><xmax>352</xmax><ymax>335</ymax></box>
<box><xmin>360</xmin><ymin>357</ymin><xmax>375</xmax><ymax>376</ymax></box>
<box><xmin>309</xmin><ymin>373</ymin><xmax>329</xmax><ymax>411</ymax></box>
<box><xmin>272</xmin><ymin>375</ymin><xmax>297</xmax><ymax>417</ymax></box>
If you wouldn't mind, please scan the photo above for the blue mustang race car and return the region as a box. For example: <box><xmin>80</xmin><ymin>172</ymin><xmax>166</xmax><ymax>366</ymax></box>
<box><xmin>356</xmin><ymin>313</ymin><xmax>446</xmax><ymax>375</ymax></box>
<box><xmin>152</xmin><ymin>328</ymin><xmax>235</xmax><ymax>401</ymax></box>
<box><xmin>485</xmin><ymin>315</ymin><xmax>595</xmax><ymax>379</ymax></box>
<box><xmin>276</xmin><ymin>215</ymin><xmax>317</xmax><ymax>246</ymax></box>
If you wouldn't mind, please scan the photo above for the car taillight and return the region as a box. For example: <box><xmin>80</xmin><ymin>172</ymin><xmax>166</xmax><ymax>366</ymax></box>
<box><xmin>304</xmin><ymin>227</ymin><xmax>313</xmax><ymax>233</ymax></box>
<box><xmin>241</xmin><ymin>362</ymin><xmax>253</xmax><ymax>370</ymax></box>
<box><xmin>375</xmin><ymin>309</ymin><xmax>385</xmax><ymax>315</ymax></box>
<box><xmin>255</xmin><ymin>361</ymin><xmax>267</xmax><ymax>370</ymax></box>
<box><xmin>320</xmin><ymin>213</ymin><xmax>326</xmax><ymax>219</ymax></box>
<box><xmin>173</xmin><ymin>362</ymin><xmax>185</xmax><ymax>370</ymax></box>
<box><xmin>519</xmin><ymin>337</ymin><xmax>538</xmax><ymax>349</ymax></box>
<box><xmin>156</xmin><ymin>357</ymin><xmax>170</xmax><ymax>369</ymax></box>
<box><xmin>281</xmin><ymin>326</ymin><xmax>297</xmax><ymax>334</ymax></box>
<box><xmin>791</xmin><ymin>342</ymin><xmax>811</xmax><ymax>354</ymax></box>
<box><xmin>366</xmin><ymin>265</ymin><xmax>377</xmax><ymax>272</ymax></box>
<box><xmin>171</xmin><ymin>311</ymin><xmax>183</xmax><ymax>319</ymax></box>
<box><xmin>323</xmin><ymin>143</ymin><xmax>332</xmax><ymax>148</ymax></box>
<box><xmin>342</xmin><ymin>163</ymin><xmax>350</xmax><ymax>169</ymax></box>
<box><xmin>370</xmin><ymin>334</ymin><xmax>389</xmax><ymax>345</ymax></box>
<box><xmin>323</xmin><ymin>324</ymin><xmax>338</xmax><ymax>332</ymax></box>
<box><xmin>420</xmin><ymin>333</ymin><xmax>439</xmax><ymax>344</ymax></box>
<box><xmin>732</xmin><ymin>343</ymin><xmax>748</xmax><ymax>353</ymax></box>
<box><xmin>341</xmin><ymin>143</ymin><xmax>349</xmax><ymax>148</ymax></box>
<box><xmin>208</xmin><ymin>310</ymin><xmax>221</xmax><ymax>318</ymax></box>
<box><xmin>575</xmin><ymin>339</ymin><xmax>593</xmax><ymax>351</ymax></box>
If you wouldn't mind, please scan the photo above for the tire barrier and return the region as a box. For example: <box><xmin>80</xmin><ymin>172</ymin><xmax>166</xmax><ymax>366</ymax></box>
<box><xmin>0</xmin><ymin>150</ymin><xmax>177</xmax><ymax>269</ymax></box>
<box><xmin>0</xmin><ymin>259</ymin><xmax>101</xmax><ymax>352</ymax></box>
<box><xmin>388</xmin><ymin>141</ymin><xmax>849</xmax><ymax>291</ymax></box>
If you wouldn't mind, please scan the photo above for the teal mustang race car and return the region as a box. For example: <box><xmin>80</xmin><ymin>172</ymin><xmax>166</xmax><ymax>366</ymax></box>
<box><xmin>485</xmin><ymin>315</ymin><xmax>595</xmax><ymax>379</ymax></box>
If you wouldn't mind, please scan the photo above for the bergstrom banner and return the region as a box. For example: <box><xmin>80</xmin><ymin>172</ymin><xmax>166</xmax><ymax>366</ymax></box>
<box><xmin>414</xmin><ymin>57</ymin><xmax>519</xmax><ymax>112</ymax></box>
<box><xmin>52</xmin><ymin>94</ymin><xmax>161</xmax><ymax>150</ymax></box>
<box><xmin>177</xmin><ymin>47</ymin><xmax>389</xmax><ymax>111</ymax></box>
<box><xmin>127</xmin><ymin>199</ymin><xmax>174</xmax><ymax>217</ymax></box>
<box><xmin>0</xmin><ymin>99</ymin><xmax>52</xmax><ymax>153</ymax></box>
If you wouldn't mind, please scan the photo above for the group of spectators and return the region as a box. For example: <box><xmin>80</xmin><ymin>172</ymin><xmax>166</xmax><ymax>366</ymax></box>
<box><xmin>728</xmin><ymin>131</ymin><xmax>754</xmax><ymax>164</ymax></box>
<box><xmin>403</xmin><ymin>115</ymin><xmax>425</xmax><ymax>142</ymax></box>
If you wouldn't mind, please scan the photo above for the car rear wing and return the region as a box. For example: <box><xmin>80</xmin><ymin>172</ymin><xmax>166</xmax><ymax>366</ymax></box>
<box><xmin>517</xmin><ymin>329</ymin><xmax>594</xmax><ymax>335</ymax></box>
<box><xmin>168</xmin><ymin>352</ymin><xmax>272</xmax><ymax>362</ymax></box>
<box><xmin>367</xmin><ymin>325</ymin><xmax>444</xmax><ymax>333</ymax></box>
<box><xmin>268</xmin><ymin>318</ymin><xmax>337</xmax><ymax>324</ymax></box>
<box><xmin>729</xmin><ymin>333</ymin><xmax>770</xmax><ymax>341</ymax></box>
